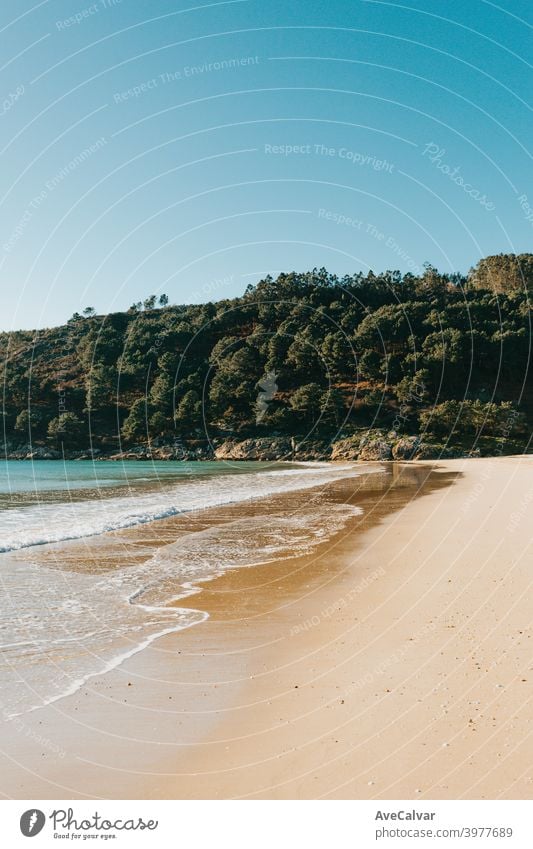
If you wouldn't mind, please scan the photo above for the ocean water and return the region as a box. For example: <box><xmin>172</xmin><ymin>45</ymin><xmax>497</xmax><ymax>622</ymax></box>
<box><xmin>0</xmin><ymin>460</ymin><xmax>376</xmax><ymax>718</ymax></box>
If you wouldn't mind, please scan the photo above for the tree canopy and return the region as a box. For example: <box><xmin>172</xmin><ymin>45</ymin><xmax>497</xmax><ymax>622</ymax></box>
<box><xmin>1</xmin><ymin>256</ymin><xmax>531</xmax><ymax>455</ymax></box>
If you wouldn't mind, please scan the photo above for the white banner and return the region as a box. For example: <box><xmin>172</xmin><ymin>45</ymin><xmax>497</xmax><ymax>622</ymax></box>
<box><xmin>1</xmin><ymin>800</ymin><xmax>532</xmax><ymax>848</ymax></box>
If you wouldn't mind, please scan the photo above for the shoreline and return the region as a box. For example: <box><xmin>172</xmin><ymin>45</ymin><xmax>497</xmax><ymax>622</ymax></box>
<box><xmin>4</xmin><ymin>429</ymin><xmax>516</xmax><ymax>463</ymax></box>
<box><xmin>1</xmin><ymin>458</ymin><xmax>532</xmax><ymax>799</ymax></box>
<box><xmin>168</xmin><ymin>456</ymin><xmax>533</xmax><ymax>800</ymax></box>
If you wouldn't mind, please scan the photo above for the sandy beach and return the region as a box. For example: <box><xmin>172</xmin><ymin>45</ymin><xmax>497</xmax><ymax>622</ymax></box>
<box><xmin>1</xmin><ymin>457</ymin><xmax>532</xmax><ymax>800</ymax></box>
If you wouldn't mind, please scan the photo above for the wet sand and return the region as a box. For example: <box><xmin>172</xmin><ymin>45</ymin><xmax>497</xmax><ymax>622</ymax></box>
<box><xmin>1</xmin><ymin>458</ymin><xmax>532</xmax><ymax>800</ymax></box>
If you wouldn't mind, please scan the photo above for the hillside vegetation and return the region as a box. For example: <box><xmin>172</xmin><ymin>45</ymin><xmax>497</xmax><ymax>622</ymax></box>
<box><xmin>1</xmin><ymin>254</ymin><xmax>531</xmax><ymax>459</ymax></box>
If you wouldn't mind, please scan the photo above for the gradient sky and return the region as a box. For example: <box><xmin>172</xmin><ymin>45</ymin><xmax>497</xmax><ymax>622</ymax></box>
<box><xmin>1</xmin><ymin>0</ymin><xmax>532</xmax><ymax>330</ymax></box>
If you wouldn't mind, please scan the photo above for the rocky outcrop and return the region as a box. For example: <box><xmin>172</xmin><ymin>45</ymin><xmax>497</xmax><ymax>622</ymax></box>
<box><xmin>292</xmin><ymin>440</ymin><xmax>331</xmax><ymax>460</ymax></box>
<box><xmin>2</xmin><ymin>442</ymin><xmax>62</xmax><ymax>460</ymax></box>
<box><xmin>330</xmin><ymin>437</ymin><xmax>361</xmax><ymax>460</ymax></box>
<box><xmin>214</xmin><ymin>437</ymin><xmax>293</xmax><ymax>461</ymax></box>
<box><xmin>105</xmin><ymin>441</ymin><xmax>215</xmax><ymax>461</ymax></box>
<box><xmin>412</xmin><ymin>442</ymin><xmax>449</xmax><ymax>460</ymax></box>
<box><xmin>22</xmin><ymin>447</ymin><xmax>62</xmax><ymax>460</ymax></box>
<box><xmin>392</xmin><ymin>436</ymin><xmax>421</xmax><ymax>460</ymax></box>
<box><xmin>213</xmin><ymin>437</ymin><xmax>334</xmax><ymax>461</ymax></box>
<box><xmin>358</xmin><ymin>437</ymin><xmax>393</xmax><ymax>461</ymax></box>
<box><xmin>1</xmin><ymin>433</ymin><xmax>484</xmax><ymax>462</ymax></box>
<box><xmin>331</xmin><ymin>432</ymin><xmax>395</xmax><ymax>461</ymax></box>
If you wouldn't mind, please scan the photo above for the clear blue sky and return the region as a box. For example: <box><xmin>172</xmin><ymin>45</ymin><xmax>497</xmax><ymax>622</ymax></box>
<box><xmin>1</xmin><ymin>0</ymin><xmax>532</xmax><ymax>330</ymax></box>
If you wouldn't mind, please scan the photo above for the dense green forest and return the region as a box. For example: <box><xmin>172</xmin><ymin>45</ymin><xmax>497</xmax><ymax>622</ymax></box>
<box><xmin>1</xmin><ymin>253</ymin><xmax>532</xmax><ymax>458</ymax></box>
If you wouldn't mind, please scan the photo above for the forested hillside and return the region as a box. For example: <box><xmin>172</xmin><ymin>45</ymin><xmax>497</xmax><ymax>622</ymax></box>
<box><xmin>1</xmin><ymin>253</ymin><xmax>531</xmax><ymax>459</ymax></box>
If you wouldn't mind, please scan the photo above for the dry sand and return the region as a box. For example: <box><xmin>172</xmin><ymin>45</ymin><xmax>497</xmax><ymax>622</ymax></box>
<box><xmin>1</xmin><ymin>457</ymin><xmax>532</xmax><ymax>800</ymax></box>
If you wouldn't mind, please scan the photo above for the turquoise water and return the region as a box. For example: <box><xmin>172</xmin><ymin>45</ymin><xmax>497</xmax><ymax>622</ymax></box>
<box><xmin>0</xmin><ymin>459</ymin><xmax>279</xmax><ymax>496</ymax></box>
<box><xmin>0</xmin><ymin>458</ymin><xmax>366</xmax><ymax>554</ymax></box>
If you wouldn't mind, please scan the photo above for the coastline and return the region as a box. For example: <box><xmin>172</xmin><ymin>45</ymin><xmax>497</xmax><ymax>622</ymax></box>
<box><xmin>1</xmin><ymin>458</ymin><xmax>532</xmax><ymax>800</ymax></box>
<box><xmin>1</xmin><ymin>430</ymin><xmax>496</xmax><ymax>463</ymax></box>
